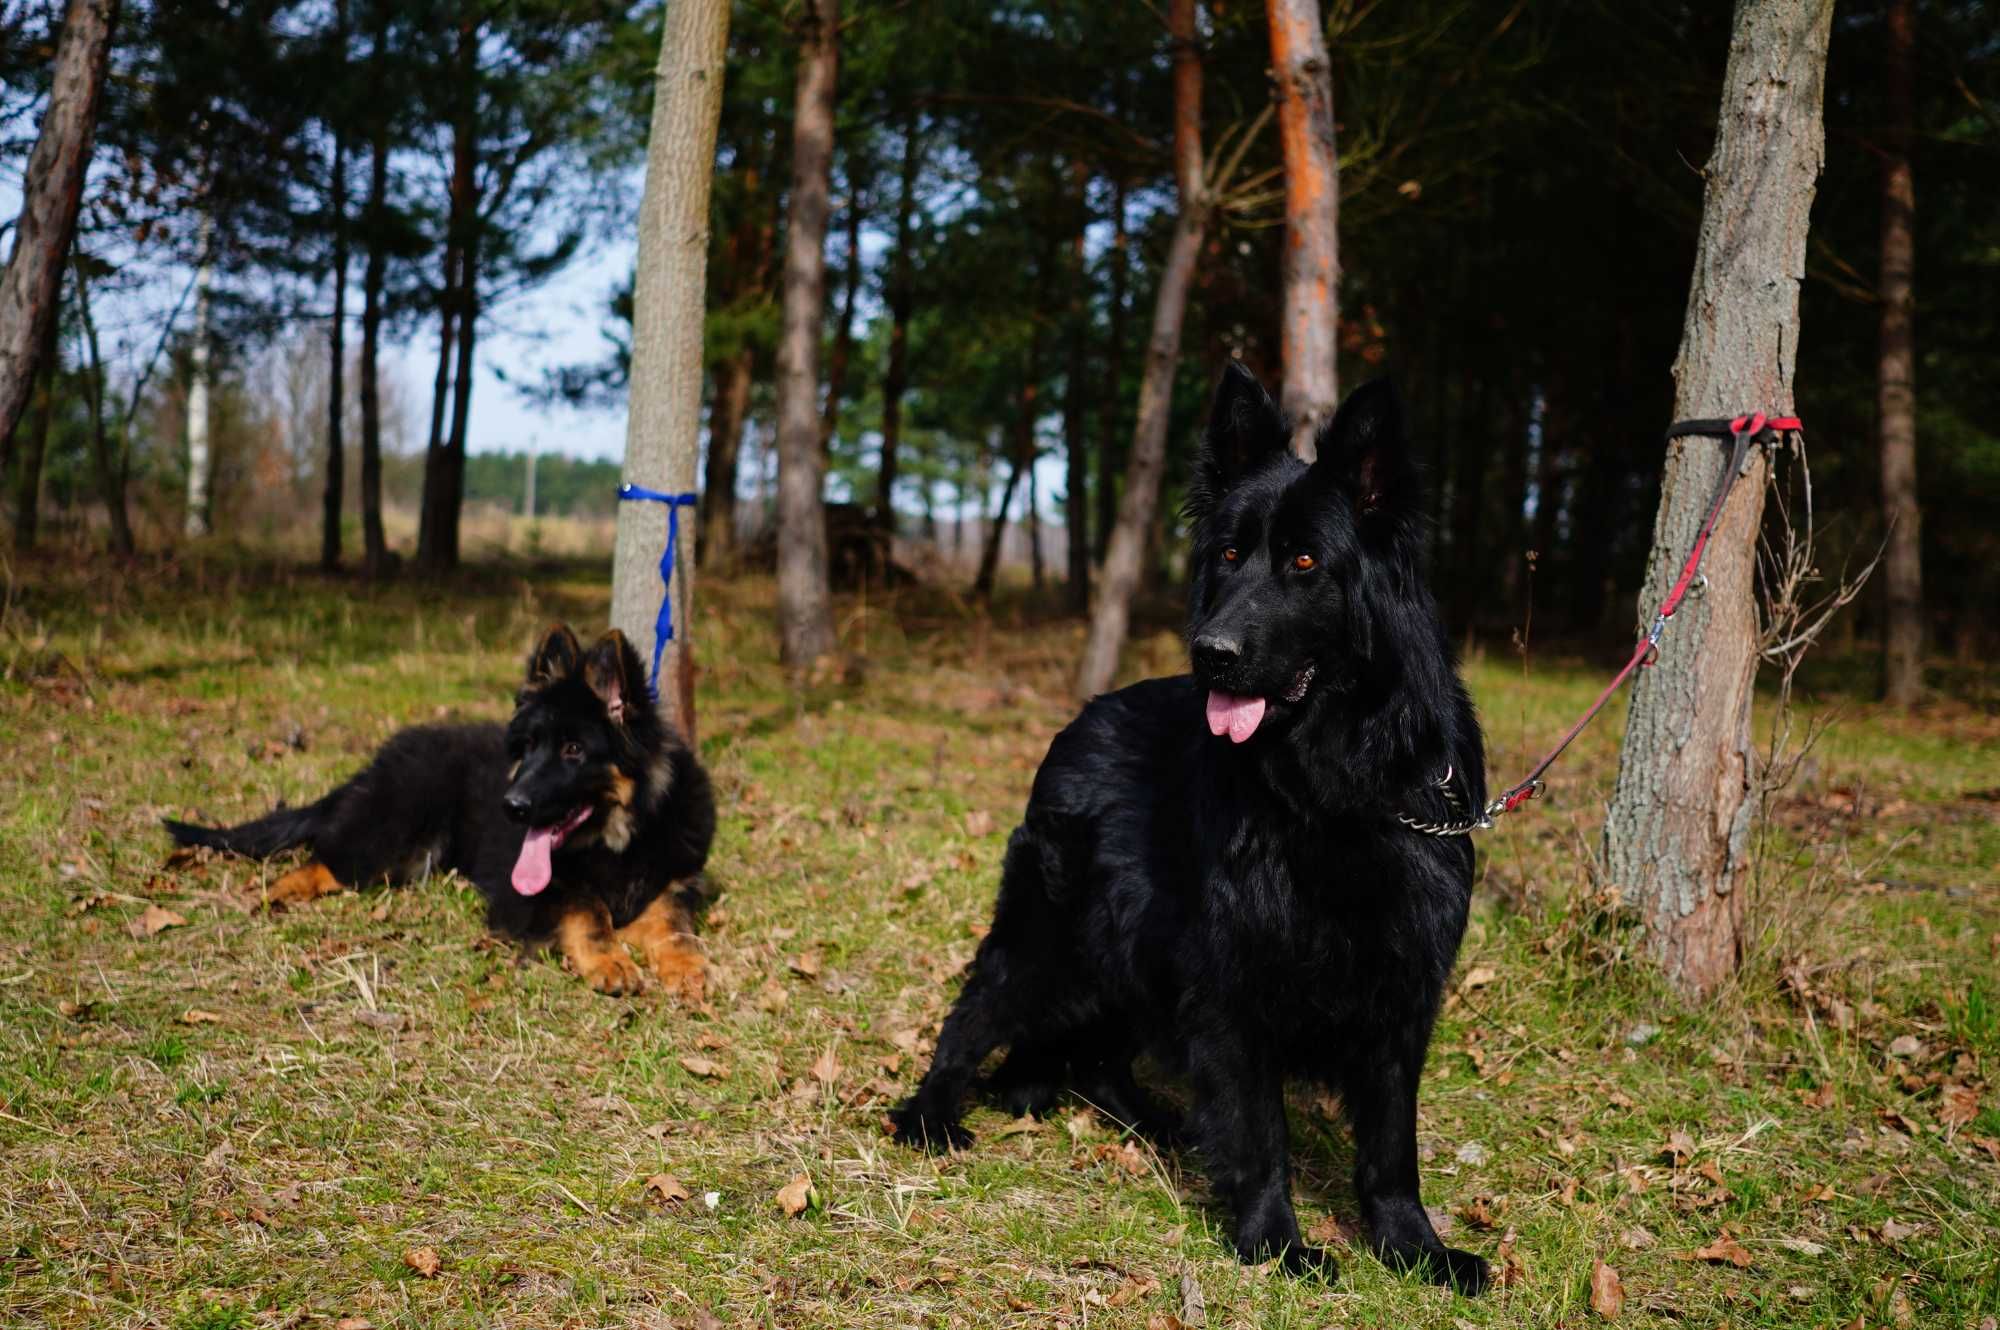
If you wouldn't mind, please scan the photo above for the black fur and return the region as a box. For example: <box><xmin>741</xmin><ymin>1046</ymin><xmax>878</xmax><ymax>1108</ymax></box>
<box><xmin>165</xmin><ymin>625</ymin><xmax>715</xmax><ymax>942</ymax></box>
<box><xmin>893</xmin><ymin>365</ymin><xmax>1489</xmax><ymax>1293</ymax></box>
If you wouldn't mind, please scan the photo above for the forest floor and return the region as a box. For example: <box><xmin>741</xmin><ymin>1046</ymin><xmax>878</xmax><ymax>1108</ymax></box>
<box><xmin>2</xmin><ymin>553</ymin><xmax>1996</xmax><ymax>1330</ymax></box>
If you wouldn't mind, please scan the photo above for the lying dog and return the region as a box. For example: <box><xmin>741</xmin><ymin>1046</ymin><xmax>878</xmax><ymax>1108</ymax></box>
<box><xmin>166</xmin><ymin>624</ymin><xmax>716</xmax><ymax>998</ymax></box>
<box><xmin>894</xmin><ymin>367</ymin><xmax>1489</xmax><ymax>1292</ymax></box>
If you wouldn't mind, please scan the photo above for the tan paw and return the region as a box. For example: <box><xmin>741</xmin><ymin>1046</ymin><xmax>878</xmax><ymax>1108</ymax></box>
<box><xmin>646</xmin><ymin>940</ymin><xmax>707</xmax><ymax>1003</ymax></box>
<box><xmin>575</xmin><ymin>948</ymin><xmax>646</xmax><ymax>996</ymax></box>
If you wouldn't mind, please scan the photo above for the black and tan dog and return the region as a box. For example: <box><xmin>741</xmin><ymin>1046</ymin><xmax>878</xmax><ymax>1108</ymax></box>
<box><xmin>166</xmin><ymin>625</ymin><xmax>716</xmax><ymax>998</ymax></box>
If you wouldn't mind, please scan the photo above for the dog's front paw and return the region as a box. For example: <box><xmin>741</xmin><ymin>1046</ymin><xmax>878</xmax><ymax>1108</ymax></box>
<box><xmin>575</xmin><ymin>948</ymin><xmax>646</xmax><ymax>997</ymax></box>
<box><xmin>645</xmin><ymin>938</ymin><xmax>707</xmax><ymax>1003</ymax></box>
<box><xmin>1238</xmin><ymin>1232</ymin><xmax>1338</xmax><ymax>1281</ymax></box>
<box><xmin>891</xmin><ymin>1101</ymin><xmax>973</xmax><ymax>1153</ymax></box>
<box><xmin>1380</xmin><ymin>1242</ymin><xmax>1489</xmax><ymax>1295</ymax></box>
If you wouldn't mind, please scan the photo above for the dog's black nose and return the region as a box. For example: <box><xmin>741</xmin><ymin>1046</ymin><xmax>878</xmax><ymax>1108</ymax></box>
<box><xmin>1191</xmin><ymin>634</ymin><xmax>1242</xmax><ymax>677</ymax></box>
<box><xmin>503</xmin><ymin>792</ymin><xmax>532</xmax><ymax>823</ymax></box>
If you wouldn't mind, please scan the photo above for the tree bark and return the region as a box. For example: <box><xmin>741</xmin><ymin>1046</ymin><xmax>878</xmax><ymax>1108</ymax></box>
<box><xmin>1267</xmin><ymin>0</ymin><xmax>1340</xmax><ymax>459</ymax></box>
<box><xmin>184</xmin><ymin>211</ymin><xmax>214</xmax><ymax>539</ymax></box>
<box><xmin>1877</xmin><ymin>0</ymin><xmax>1921</xmax><ymax>707</ymax></box>
<box><xmin>1095</xmin><ymin>175</ymin><xmax>1128</xmax><ymax>563</ymax></box>
<box><xmin>72</xmin><ymin>256</ymin><xmax>135</xmax><ymax>556</ymax></box>
<box><xmin>358</xmin><ymin>22</ymin><xmax>390</xmax><ymax>578</ymax></box>
<box><xmin>10</xmin><ymin>316</ymin><xmax>60</xmax><ymax>551</ymax></box>
<box><xmin>820</xmin><ymin>177</ymin><xmax>864</xmax><ymax>459</ymax></box>
<box><xmin>0</xmin><ymin>0</ymin><xmax>117</xmax><ymax>448</ymax></box>
<box><xmin>1604</xmin><ymin>0</ymin><xmax>1833</xmax><ymax>999</ymax></box>
<box><xmin>975</xmin><ymin>308</ymin><xmax>1044</xmax><ymax>601</ymax></box>
<box><xmin>877</xmin><ymin>112</ymin><xmax>919</xmax><ymax>532</ymax></box>
<box><xmin>1076</xmin><ymin>0</ymin><xmax>1207</xmax><ymax>700</ymax></box>
<box><xmin>774</xmin><ymin>0</ymin><xmax>840</xmax><ymax>670</ymax></box>
<box><xmin>419</xmin><ymin>246</ymin><xmax>458</xmax><ymax>565</ymax></box>
<box><xmin>1063</xmin><ymin>168</ymin><xmax>1091</xmax><ymax>613</ymax></box>
<box><xmin>322</xmin><ymin>0</ymin><xmax>349</xmax><ymax>571</ymax></box>
<box><xmin>610</xmin><ymin>0</ymin><xmax>729</xmax><ymax>741</ymax></box>
<box><xmin>700</xmin><ymin>345</ymin><xmax>753</xmax><ymax>572</ymax></box>
<box><xmin>420</xmin><ymin>20</ymin><xmax>479</xmax><ymax>574</ymax></box>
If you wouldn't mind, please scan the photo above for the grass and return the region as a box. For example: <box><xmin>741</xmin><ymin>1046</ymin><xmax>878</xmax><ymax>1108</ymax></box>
<box><xmin>1</xmin><ymin>549</ymin><xmax>1995</xmax><ymax>1329</ymax></box>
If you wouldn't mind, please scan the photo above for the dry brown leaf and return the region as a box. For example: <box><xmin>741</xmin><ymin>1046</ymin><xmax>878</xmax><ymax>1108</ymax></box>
<box><xmin>1589</xmin><ymin>1259</ymin><xmax>1624</xmax><ymax>1319</ymax></box>
<box><xmin>1880</xmin><ymin>1108</ymin><xmax>1922</xmax><ymax>1135</ymax></box>
<box><xmin>1619</xmin><ymin>1226</ymin><xmax>1657</xmax><ymax>1251</ymax></box>
<box><xmin>688</xmin><ymin>1309</ymin><xmax>723</xmax><ymax>1330</ymax></box>
<box><xmin>1877</xmin><ymin>1217</ymin><xmax>1924</xmax><ymax>1245</ymax></box>
<box><xmin>1886</xmin><ymin>1033</ymin><xmax>1925</xmax><ymax>1059</ymax></box>
<box><xmin>1456</xmin><ymin>1196</ymin><xmax>1497</xmax><ymax>1230</ymax></box>
<box><xmin>678</xmin><ymin>1055</ymin><xmax>726</xmax><ymax>1080</ymax></box>
<box><xmin>1801</xmin><ymin>1082</ymin><xmax>1837</xmax><ymax>1110</ymax></box>
<box><xmin>402</xmin><ymin>1246</ymin><xmax>441</xmax><ymax>1278</ymax></box>
<box><xmin>645</xmin><ymin>1173</ymin><xmax>691</xmax><ymax>1205</ymax></box>
<box><xmin>963</xmin><ymin>810</ymin><xmax>997</xmax><ymax>837</ymax></box>
<box><xmin>1690</xmin><ymin>1235</ymin><xmax>1753</xmax><ymax>1268</ymax></box>
<box><xmin>1939</xmin><ymin>1082</ymin><xmax>1980</xmax><ymax>1133</ymax></box>
<box><xmin>810</xmin><ymin>1045</ymin><xmax>841</xmax><ymax>1085</ymax></box>
<box><xmin>1796</xmin><ymin>1180</ymin><xmax>1836</xmax><ymax>1204</ymax></box>
<box><xmin>1459</xmin><ymin>964</ymin><xmax>1499</xmax><ymax>991</ymax></box>
<box><xmin>334</xmin><ymin>1319</ymin><xmax>374</xmax><ymax>1330</ymax></box>
<box><xmin>129</xmin><ymin>904</ymin><xmax>188</xmax><ymax>938</ymax></box>
<box><xmin>177</xmin><ymin>1008</ymin><xmax>223</xmax><ymax>1025</ymax></box>
<box><xmin>775</xmin><ymin>1171</ymin><xmax>814</xmax><ymax>1217</ymax></box>
<box><xmin>1105</xmin><ymin>1275</ymin><xmax>1159</xmax><ymax>1308</ymax></box>
<box><xmin>695</xmin><ymin>1031</ymin><xmax>729</xmax><ymax>1051</ymax></box>
<box><xmin>56</xmin><ymin>999</ymin><xmax>97</xmax><ymax>1020</ymax></box>
<box><xmin>1146</xmin><ymin>1317</ymin><xmax>1188</xmax><ymax>1330</ymax></box>
<box><xmin>788</xmin><ymin>952</ymin><xmax>822</xmax><ymax>979</ymax></box>
<box><xmin>1494</xmin><ymin>1228</ymin><xmax>1527</xmax><ymax>1287</ymax></box>
<box><xmin>1305</xmin><ymin>1213</ymin><xmax>1358</xmax><ymax>1247</ymax></box>
<box><xmin>754</xmin><ymin>980</ymin><xmax>788</xmax><ymax>1012</ymax></box>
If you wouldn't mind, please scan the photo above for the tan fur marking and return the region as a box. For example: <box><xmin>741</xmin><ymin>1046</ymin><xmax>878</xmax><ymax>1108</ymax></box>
<box><xmin>601</xmin><ymin>771</ymin><xmax>637</xmax><ymax>851</ymax></box>
<box><xmin>264</xmin><ymin>862</ymin><xmax>346</xmax><ymax>910</ymax></box>
<box><xmin>555</xmin><ymin>897</ymin><xmax>644</xmax><ymax>995</ymax></box>
<box><xmin>616</xmin><ymin>891</ymin><xmax>706</xmax><ymax>1003</ymax></box>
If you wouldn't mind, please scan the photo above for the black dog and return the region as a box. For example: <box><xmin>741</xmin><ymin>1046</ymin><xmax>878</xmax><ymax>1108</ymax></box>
<box><xmin>166</xmin><ymin>625</ymin><xmax>717</xmax><ymax>998</ymax></box>
<box><xmin>893</xmin><ymin>366</ymin><xmax>1488</xmax><ymax>1292</ymax></box>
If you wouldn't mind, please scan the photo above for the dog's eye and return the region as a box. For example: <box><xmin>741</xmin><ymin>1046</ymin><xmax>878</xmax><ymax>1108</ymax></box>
<box><xmin>1222</xmin><ymin>547</ymin><xmax>1239</xmax><ymax>564</ymax></box>
<box><xmin>1293</xmin><ymin>553</ymin><xmax>1316</xmax><ymax>572</ymax></box>
<box><xmin>561</xmin><ymin>741</ymin><xmax>584</xmax><ymax>762</ymax></box>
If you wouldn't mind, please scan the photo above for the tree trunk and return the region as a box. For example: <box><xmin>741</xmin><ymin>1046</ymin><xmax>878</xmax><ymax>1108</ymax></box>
<box><xmin>0</xmin><ymin>0</ymin><xmax>117</xmax><ymax>448</ymax></box>
<box><xmin>1063</xmin><ymin>171</ymin><xmax>1091</xmax><ymax>613</ymax></box>
<box><xmin>1028</xmin><ymin>458</ymin><xmax>1045</xmax><ymax>592</ymax></box>
<box><xmin>1076</xmin><ymin>0</ymin><xmax>1207</xmax><ymax>700</ymax></box>
<box><xmin>418</xmin><ymin>246</ymin><xmax>458</xmax><ymax>566</ymax></box>
<box><xmin>421</xmin><ymin>23</ymin><xmax>479</xmax><ymax>574</ymax></box>
<box><xmin>321</xmin><ymin>0</ymin><xmax>348</xmax><ymax>571</ymax></box>
<box><xmin>10</xmin><ymin>316</ymin><xmax>60</xmax><ymax>551</ymax></box>
<box><xmin>1095</xmin><ymin>175</ymin><xmax>1128</xmax><ymax>563</ymax></box>
<box><xmin>700</xmin><ymin>345</ymin><xmax>753</xmax><ymax>571</ymax></box>
<box><xmin>1604</xmin><ymin>0</ymin><xmax>1833</xmax><ymax>999</ymax></box>
<box><xmin>878</xmin><ymin>112</ymin><xmax>919</xmax><ymax>532</ymax></box>
<box><xmin>184</xmin><ymin>211</ymin><xmax>215</xmax><ymax>539</ymax></box>
<box><xmin>975</xmin><ymin>313</ymin><xmax>1043</xmax><ymax>601</ymax></box>
<box><xmin>610</xmin><ymin>0</ymin><xmax>729</xmax><ymax>741</ymax></box>
<box><xmin>1266</xmin><ymin>0</ymin><xmax>1339</xmax><ymax>459</ymax></box>
<box><xmin>1878</xmin><ymin>0</ymin><xmax>1921</xmax><ymax>707</ymax></box>
<box><xmin>72</xmin><ymin>256</ymin><xmax>135</xmax><ymax>556</ymax></box>
<box><xmin>774</xmin><ymin>0</ymin><xmax>840</xmax><ymax>670</ymax></box>
<box><xmin>358</xmin><ymin>33</ymin><xmax>390</xmax><ymax>578</ymax></box>
<box><xmin>820</xmin><ymin>178</ymin><xmax>863</xmax><ymax>459</ymax></box>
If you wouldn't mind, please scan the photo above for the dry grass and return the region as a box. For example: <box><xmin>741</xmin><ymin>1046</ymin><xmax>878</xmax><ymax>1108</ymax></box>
<box><xmin>0</xmin><ymin>551</ymin><xmax>1995</xmax><ymax>1330</ymax></box>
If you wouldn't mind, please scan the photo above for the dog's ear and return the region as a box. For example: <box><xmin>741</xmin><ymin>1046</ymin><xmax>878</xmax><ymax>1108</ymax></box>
<box><xmin>1187</xmin><ymin>361</ymin><xmax>1287</xmax><ymax>521</ymax></box>
<box><xmin>1311</xmin><ymin>377</ymin><xmax>1421</xmax><ymax>535</ymax></box>
<box><xmin>582</xmin><ymin>629</ymin><xmax>648</xmax><ymax>724</ymax></box>
<box><xmin>525</xmin><ymin>623</ymin><xmax>582</xmax><ymax>686</ymax></box>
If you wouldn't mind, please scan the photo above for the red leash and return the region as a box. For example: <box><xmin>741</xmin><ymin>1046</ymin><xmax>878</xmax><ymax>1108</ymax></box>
<box><xmin>1399</xmin><ymin>412</ymin><xmax>1802</xmax><ymax>837</ymax></box>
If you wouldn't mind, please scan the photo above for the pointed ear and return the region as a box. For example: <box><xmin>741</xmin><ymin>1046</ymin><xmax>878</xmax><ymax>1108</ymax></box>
<box><xmin>1187</xmin><ymin>361</ymin><xmax>1287</xmax><ymax>521</ymax></box>
<box><xmin>525</xmin><ymin>623</ymin><xmax>582</xmax><ymax>686</ymax></box>
<box><xmin>1312</xmin><ymin>377</ymin><xmax>1420</xmax><ymax>533</ymax></box>
<box><xmin>582</xmin><ymin>629</ymin><xmax>648</xmax><ymax>724</ymax></box>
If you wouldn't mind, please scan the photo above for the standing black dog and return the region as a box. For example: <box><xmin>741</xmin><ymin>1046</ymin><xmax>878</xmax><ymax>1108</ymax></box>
<box><xmin>166</xmin><ymin>625</ymin><xmax>716</xmax><ymax>999</ymax></box>
<box><xmin>893</xmin><ymin>365</ymin><xmax>1488</xmax><ymax>1292</ymax></box>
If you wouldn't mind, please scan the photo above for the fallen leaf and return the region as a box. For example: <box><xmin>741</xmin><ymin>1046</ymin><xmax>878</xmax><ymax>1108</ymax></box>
<box><xmin>1589</xmin><ymin>1259</ymin><xmax>1624</xmax><ymax>1318</ymax></box>
<box><xmin>688</xmin><ymin>1309</ymin><xmax>723</xmax><ymax>1330</ymax></box>
<box><xmin>810</xmin><ymin>1045</ymin><xmax>840</xmax><ymax>1085</ymax></box>
<box><xmin>1619</xmin><ymin>1226</ymin><xmax>1657</xmax><ymax>1251</ymax></box>
<box><xmin>1796</xmin><ymin>1181</ymin><xmax>1836</xmax><ymax>1204</ymax></box>
<box><xmin>128</xmin><ymin>905</ymin><xmax>188</xmax><ymax>938</ymax></box>
<box><xmin>402</xmin><ymin>1245</ymin><xmax>441</xmax><ymax>1278</ymax></box>
<box><xmin>1457</xmin><ymin>1196</ymin><xmax>1497</xmax><ymax>1230</ymax></box>
<box><xmin>695</xmin><ymin>1031</ymin><xmax>729</xmax><ymax>1051</ymax></box>
<box><xmin>1886</xmin><ymin>1034</ymin><xmax>1925</xmax><ymax>1059</ymax></box>
<box><xmin>1494</xmin><ymin>1228</ymin><xmax>1527</xmax><ymax>1287</ymax></box>
<box><xmin>1459</xmin><ymin>964</ymin><xmax>1498</xmax><ymax>991</ymax></box>
<box><xmin>1178</xmin><ymin>1269</ymin><xmax>1206</xmax><ymax>1326</ymax></box>
<box><xmin>645</xmin><ymin>1173</ymin><xmax>691</xmax><ymax>1205</ymax></box>
<box><xmin>1306</xmin><ymin>1213</ymin><xmax>1358</xmax><ymax>1247</ymax></box>
<box><xmin>1661</xmin><ymin>1129</ymin><xmax>1696</xmax><ymax>1166</ymax></box>
<box><xmin>1939</xmin><ymin>1083</ymin><xmax>1980</xmax><ymax>1133</ymax></box>
<box><xmin>1777</xmin><ymin>1236</ymin><xmax>1825</xmax><ymax>1256</ymax></box>
<box><xmin>754</xmin><ymin>980</ymin><xmax>788</xmax><ymax>1012</ymax></box>
<box><xmin>1876</xmin><ymin>1217</ymin><xmax>1924</xmax><ymax>1246</ymax></box>
<box><xmin>1690</xmin><ymin>1235</ymin><xmax>1753</xmax><ymax>1268</ymax></box>
<box><xmin>178</xmin><ymin>1008</ymin><xmax>223</xmax><ymax>1025</ymax></box>
<box><xmin>775</xmin><ymin>1172</ymin><xmax>814</xmax><ymax>1217</ymax></box>
<box><xmin>56</xmin><ymin>999</ymin><xmax>98</xmax><ymax>1020</ymax></box>
<box><xmin>1801</xmin><ymin>1082</ymin><xmax>1837</xmax><ymax>1110</ymax></box>
<box><xmin>1146</xmin><ymin>1317</ymin><xmax>1188</xmax><ymax>1330</ymax></box>
<box><xmin>1455</xmin><ymin>1140</ymin><xmax>1489</xmax><ymax>1165</ymax></box>
<box><xmin>788</xmin><ymin>953</ymin><xmax>822</xmax><ymax>979</ymax></box>
<box><xmin>679</xmin><ymin>1056</ymin><xmax>726</xmax><ymax>1080</ymax></box>
<box><xmin>963</xmin><ymin>810</ymin><xmax>996</xmax><ymax>837</ymax></box>
<box><xmin>353</xmin><ymin>1009</ymin><xmax>404</xmax><ymax>1031</ymax></box>
<box><xmin>334</xmin><ymin>1319</ymin><xmax>374</xmax><ymax>1330</ymax></box>
<box><xmin>1879</xmin><ymin>1108</ymin><xmax>1921</xmax><ymax>1135</ymax></box>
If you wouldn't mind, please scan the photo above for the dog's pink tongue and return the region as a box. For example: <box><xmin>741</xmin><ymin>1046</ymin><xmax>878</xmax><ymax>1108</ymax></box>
<box><xmin>1205</xmin><ymin>691</ymin><xmax>1266</xmax><ymax>744</ymax></box>
<box><xmin>512</xmin><ymin>827</ymin><xmax>557</xmax><ymax>896</ymax></box>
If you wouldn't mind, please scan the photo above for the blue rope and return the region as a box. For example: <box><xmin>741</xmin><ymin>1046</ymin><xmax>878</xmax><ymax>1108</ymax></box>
<box><xmin>616</xmin><ymin>482</ymin><xmax>698</xmax><ymax>700</ymax></box>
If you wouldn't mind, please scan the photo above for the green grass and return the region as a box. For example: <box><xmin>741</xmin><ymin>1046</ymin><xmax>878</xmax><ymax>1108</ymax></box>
<box><xmin>1</xmin><ymin>549</ymin><xmax>1995</xmax><ymax>1328</ymax></box>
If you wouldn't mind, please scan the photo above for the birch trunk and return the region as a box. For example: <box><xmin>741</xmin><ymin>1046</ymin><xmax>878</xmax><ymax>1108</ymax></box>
<box><xmin>610</xmin><ymin>0</ymin><xmax>730</xmax><ymax>741</ymax></box>
<box><xmin>1076</xmin><ymin>0</ymin><xmax>1207</xmax><ymax>700</ymax></box>
<box><xmin>0</xmin><ymin>0</ymin><xmax>117</xmax><ymax>447</ymax></box>
<box><xmin>184</xmin><ymin>213</ymin><xmax>214</xmax><ymax>538</ymax></box>
<box><xmin>321</xmin><ymin>0</ymin><xmax>349</xmax><ymax>571</ymax></box>
<box><xmin>1604</xmin><ymin>0</ymin><xmax>1834</xmax><ymax>998</ymax></box>
<box><xmin>1266</xmin><ymin>0</ymin><xmax>1339</xmax><ymax>459</ymax></box>
<box><xmin>773</xmin><ymin>0</ymin><xmax>840</xmax><ymax>669</ymax></box>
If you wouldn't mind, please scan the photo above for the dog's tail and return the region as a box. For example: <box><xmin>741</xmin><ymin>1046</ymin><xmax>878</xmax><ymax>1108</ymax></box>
<box><xmin>164</xmin><ymin>802</ymin><xmax>321</xmax><ymax>859</ymax></box>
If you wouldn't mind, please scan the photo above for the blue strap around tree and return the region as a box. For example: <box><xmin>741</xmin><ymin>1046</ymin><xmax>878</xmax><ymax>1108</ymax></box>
<box><xmin>616</xmin><ymin>482</ymin><xmax>698</xmax><ymax>700</ymax></box>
